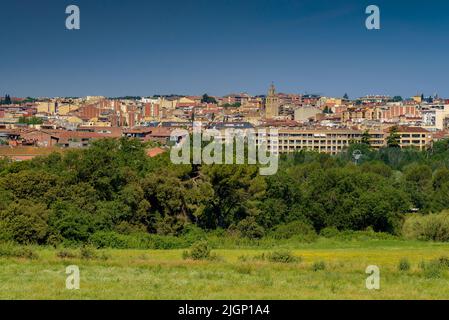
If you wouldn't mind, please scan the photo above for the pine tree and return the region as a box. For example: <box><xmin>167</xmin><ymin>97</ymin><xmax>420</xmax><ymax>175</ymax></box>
<box><xmin>361</xmin><ymin>130</ymin><xmax>371</xmax><ymax>146</ymax></box>
<box><xmin>4</xmin><ymin>94</ymin><xmax>12</xmax><ymax>105</ymax></box>
<box><xmin>387</xmin><ymin>126</ymin><xmax>401</xmax><ymax>148</ymax></box>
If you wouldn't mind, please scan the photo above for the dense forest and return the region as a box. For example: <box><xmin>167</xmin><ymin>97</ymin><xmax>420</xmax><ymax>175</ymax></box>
<box><xmin>1</xmin><ymin>138</ymin><xmax>449</xmax><ymax>246</ymax></box>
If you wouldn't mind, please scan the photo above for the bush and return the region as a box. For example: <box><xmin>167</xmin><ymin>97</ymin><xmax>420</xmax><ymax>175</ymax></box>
<box><xmin>56</xmin><ymin>249</ymin><xmax>77</xmax><ymax>259</ymax></box>
<box><xmin>0</xmin><ymin>243</ymin><xmax>38</xmax><ymax>259</ymax></box>
<box><xmin>438</xmin><ymin>256</ymin><xmax>449</xmax><ymax>268</ymax></box>
<box><xmin>420</xmin><ymin>260</ymin><xmax>443</xmax><ymax>279</ymax></box>
<box><xmin>266</xmin><ymin>250</ymin><xmax>300</xmax><ymax>264</ymax></box>
<box><xmin>235</xmin><ymin>217</ymin><xmax>265</xmax><ymax>239</ymax></box>
<box><xmin>271</xmin><ymin>221</ymin><xmax>317</xmax><ymax>242</ymax></box>
<box><xmin>398</xmin><ymin>258</ymin><xmax>411</xmax><ymax>271</ymax></box>
<box><xmin>311</xmin><ymin>261</ymin><xmax>326</xmax><ymax>271</ymax></box>
<box><xmin>324</xmin><ymin>229</ymin><xmax>397</xmax><ymax>241</ymax></box>
<box><xmin>148</xmin><ymin>234</ymin><xmax>188</xmax><ymax>249</ymax></box>
<box><xmin>80</xmin><ymin>246</ymin><xmax>97</xmax><ymax>260</ymax></box>
<box><xmin>403</xmin><ymin>211</ymin><xmax>449</xmax><ymax>242</ymax></box>
<box><xmin>89</xmin><ymin>231</ymin><xmax>128</xmax><ymax>249</ymax></box>
<box><xmin>88</xmin><ymin>232</ymin><xmax>189</xmax><ymax>250</ymax></box>
<box><xmin>0</xmin><ymin>201</ymin><xmax>49</xmax><ymax>244</ymax></box>
<box><xmin>320</xmin><ymin>227</ymin><xmax>340</xmax><ymax>238</ymax></box>
<box><xmin>181</xmin><ymin>225</ymin><xmax>207</xmax><ymax>244</ymax></box>
<box><xmin>183</xmin><ymin>241</ymin><xmax>211</xmax><ymax>260</ymax></box>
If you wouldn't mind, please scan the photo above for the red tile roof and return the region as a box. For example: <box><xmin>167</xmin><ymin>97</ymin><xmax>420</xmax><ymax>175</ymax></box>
<box><xmin>146</xmin><ymin>147</ymin><xmax>166</xmax><ymax>158</ymax></box>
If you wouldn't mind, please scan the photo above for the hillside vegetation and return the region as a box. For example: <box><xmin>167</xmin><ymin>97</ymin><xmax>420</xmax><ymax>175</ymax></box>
<box><xmin>1</xmin><ymin>138</ymin><xmax>449</xmax><ymax>247</ymax></box>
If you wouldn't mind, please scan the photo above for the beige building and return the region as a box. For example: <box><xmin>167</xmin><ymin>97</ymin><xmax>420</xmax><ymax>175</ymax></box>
<box><xmin>58</xmin><ymin>104</ymin><xmax>79</xmax><ymax>115</ymax></box>
<box><xmin>294</xmin><ymin>107</ymin><xmax>322</xmax><ymax>122</ymax></box>
<box><xmin>264</xmin><ymin>126</ymin><xmax>431</xmax><ymax>155</ymax></box>
<box><xmin>36</xmin><ymin>101</ymin><xmax>57</xmax><ymax>114</ymax></box>
<box><xmin>387</xmin><ymin>126</ymin><xmax>432</xmax><ymax>150</ymax></box>
<box><xmin>265</xmin><ymin>83</ymin><xmax>280</xmax><ymax>119</ymax></box>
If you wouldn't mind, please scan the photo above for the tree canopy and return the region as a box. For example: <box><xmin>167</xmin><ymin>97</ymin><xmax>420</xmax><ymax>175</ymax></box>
<box><xmin>1</xmin><ymin>137</ymin><xmax>449</xmax><ymax>245</ymax></box>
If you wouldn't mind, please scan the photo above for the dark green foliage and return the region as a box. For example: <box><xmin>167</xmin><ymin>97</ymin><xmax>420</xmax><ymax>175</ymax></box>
<box><xmin>80</xmin><ymin>246</ymin><xmax>97</xmax><ymax>260</ymax></box>
<box><xmin>398</xmin><ymin>258</ymin><xmax>411</xmax><ymax>271</ymax></box>
<box><xmin>387</xmin><ymin>126</ymin><xmax>401</xmax><ymax>148</ymax></box>
<box><xmin>0</xmin><ymin>200</ymin><xmax>49</xmax><ymax>244</ymax></box>
<box><xmin>311</xmin><ymin>261</ymin><xmax>326</xmax><ymax>271</ymax></box>
<box><xmin>438</xmin><ymin>256</ymin><xmax>449</xmax><ymax>268</ymax></box>
<box><xmin>56</xmin><ymin>249</ymin><xmax>77</xmax><ymax>259</ymax></box>
<box><xmin>183</xmin><ymin>240</ymin><xmax>211</xmax><ymax>260</ymax></box>
<box><xmin>234</xmin><ymin>217</ymin><xmax>265</xmax><ymax>239</ymax></box>
<box><xmin>420</xmin><ymin>259</ymin><xmax>445</xmax><ymax>279</ymax></box>
<box><xmin>1</xmin><ymin>94</ymin><xmax>12</xmax><ymax>105</ymax></box>
<box><xmin>2</xmin><ymin>136</ymin><xmax>449</xmax><ymax>247</ymax></box>
<box><xmin>0</xmin><ymin>243</ymin><xmax>38</xmax><ymax>259</ymax></box>
<box><xmin>266</xmin><ymin>250</ymin><xmax>300</xmax><ymax>263</ymax></box>
<box><xmin>320</xmin><ymin>227</ymin><xmax>340</xmax><ymax>238</ymax></box>
<box><xmin>271</xmin><ymin>221</ymin><xmax>317</xmax><ymax>242</ymax></box>
<box><xmin>201</xmin><ymin>94</ymin><xmax>217</xmax><ymax>104</ymax></box>
<box><xmin>17</xmin><ymin>116</ymin><xmax>43</xmax><ymax>125</ymax></box>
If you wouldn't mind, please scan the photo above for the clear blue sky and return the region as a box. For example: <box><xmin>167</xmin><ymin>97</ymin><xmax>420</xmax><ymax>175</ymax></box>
<box><xmin>1</xmin><ymin>0</ymin><xmax>448</xmax><ymax>98</ymax></box>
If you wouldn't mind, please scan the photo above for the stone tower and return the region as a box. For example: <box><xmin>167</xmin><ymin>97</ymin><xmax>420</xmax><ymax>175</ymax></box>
<box><xmin>265</xmin><ymin>83</ymin><xmax>279</xmax><ymax>119</ymax></box>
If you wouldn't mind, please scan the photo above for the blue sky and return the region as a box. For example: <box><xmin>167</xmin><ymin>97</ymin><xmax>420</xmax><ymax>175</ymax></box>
<box><xmin>1</xmin><ymin>0</ymin><xmax>448</xmax><ymax>98</ymax></box>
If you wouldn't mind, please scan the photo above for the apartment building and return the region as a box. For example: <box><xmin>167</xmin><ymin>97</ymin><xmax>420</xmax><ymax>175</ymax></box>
<box><xmin>263</xmin><ymin>126</ymin><xmax>431</xmax><ymax>155</ymax></box>
<box><xmin>388</xmin><ymin>126</ymin><xmax>432</xmax><ymax>150</ymax></box>
<box><xmin>275</xmin><ymin>128</ymin><xmax>365</xmax><ymax>154</ymax></box>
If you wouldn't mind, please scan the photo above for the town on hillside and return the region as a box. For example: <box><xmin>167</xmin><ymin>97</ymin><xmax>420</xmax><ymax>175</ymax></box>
<box><xmin>0</xmin><ymin>85</ymin><xmax>447</xmax><ymax>161</ymax></box>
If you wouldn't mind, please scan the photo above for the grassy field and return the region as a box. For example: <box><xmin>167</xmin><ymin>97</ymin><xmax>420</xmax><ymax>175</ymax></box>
<box><xmin>1</xmin><ymin>239</ymin><xmax>449</xmax><ymax>300</ymax></box>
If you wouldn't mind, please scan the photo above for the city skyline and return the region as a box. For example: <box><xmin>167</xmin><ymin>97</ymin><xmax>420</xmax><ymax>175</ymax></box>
<box><xmin>1</xmin><ymin>0</ymin><xmax>449</xmax><ymax>98</ymax></box>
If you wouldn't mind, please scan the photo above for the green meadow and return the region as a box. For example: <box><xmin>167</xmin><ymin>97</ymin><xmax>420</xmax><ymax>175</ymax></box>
<box><xmin>1</xmin><ymin>239</ymin><xmax>449</xmax><ymax>300</ymax></box>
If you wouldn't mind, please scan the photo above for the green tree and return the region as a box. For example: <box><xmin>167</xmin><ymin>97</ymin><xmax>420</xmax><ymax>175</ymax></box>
<box><xmin>361</xmin><ymin>130</ymin><xmax>371</xmax><ymax>146</ymax></box>
<box><xmin>3</xmin><ymin>94</ymin><xmax>12</xmax><ymax>105</ymax></box>
<box><xmin>0</xmin><ymin>200</ymin><xmax>49</xmax><ymax>244</ymax></box>
<box><xmin>323</xmin><ymin>106</ymin><xmax>333</xmax><ymax>114</ymax></box>
<box><xmin>201</xmin><ymin>94</ymin><xmax>217</xmax><ymax>104</ymax></box>
<box><xmin>387</xmin><ymin>126</ymin><xmax>401</xmax><ymax>148</ymax></box>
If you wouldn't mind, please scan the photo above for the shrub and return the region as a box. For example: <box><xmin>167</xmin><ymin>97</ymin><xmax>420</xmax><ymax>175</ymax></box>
<box><xmin>235</xmin><ymin>217</ymin><xmax>265</xmax><ymax>239</ymax></box>
<box><xmin>271</xmin><ymin>221</ymin><xmax>317</xmax><ymax>242</ymax></box>
<box><xmin>80</xmin><ymin>246</ymin><xmax>97</xmax><ymax>260</ymax></box>
<box><xmin>15</xmin><ymin>247</ymin><xmax>38</xmax><ymax>259</ymax></box>
<box><xmin>312</xmin><ymin>261</ymin><xmax>326</xmax><ymax>271</ymax></box>
<box><xmin>403</xmin><ymin>211</ymin><xmax>449</xmax><ymax>242</ymax></box>
<box><xmin>48</xmin><ymin>204</ymin><xmax>92</xmax><ymax>243</ymax></box>
<box><xmin>0</xmin><ymin>243</ymin><xmax>38</xmax><ymax>259</ymax></box>
<box><xmin>438</xmin><ymin>256</ymin><xmax>449</xmax><ymax>268</ymax></box>
<box><xmin>56</xmin><ymin>249</ymin><xmax>77</xmax><ymax>259</ymax></box>
<box><xmin>398</xmin><ymin>258</ymin><xmax>411</xmax><ymax>271</ymax></box>
<box><xmin>320</xmin><ymin>226</ymin><xmax>340</xmax><ymax>238</ymax></box>
<box><xmin>148</xmin><ymin>234</ymin><xmax>188</xmax><ymax>249</ymax></box>
<box><xmin>89</xmin><ymin>231</ymin><xmax>128</xmax><ymax>249</ymax></box>
<box><xmin>420</xmin><ymin>260</ymin><xmax>443</xmax><ymax>279</ymax></box>
<box><xmin>0</xmin><ymin>201</ymin><xmax>49</xmax><ymax>244</ymax></box>
<box><xmin>183</xmin><ymin>241</ymin><xmax>211</xmax><ymax>260</ymax></box>
<box><xmin>266</xmin><ymin>250</ymin><xmax>300</xmax><ymax>263</ymax></box>
<box><xmin>326</xmin><ymin>229</ymin><xmax>397</xmax><ymax>241</ymax></box>
<box><xmin>181</xmin><ymin>225</ymin><xmax>207</xmax><ymax>243</ymax></box>
<box><xmin>88</xmin><ymin>232</ymin><xmax>189</xmax><ymax>250</ymax></box>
